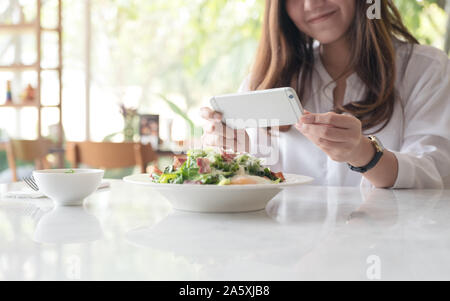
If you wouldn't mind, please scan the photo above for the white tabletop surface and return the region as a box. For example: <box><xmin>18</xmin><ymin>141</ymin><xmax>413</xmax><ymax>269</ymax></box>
<box><xmin>0</xmin><ymin>179</ymin><xmax>449</xmax><ymax>281</ymax></box>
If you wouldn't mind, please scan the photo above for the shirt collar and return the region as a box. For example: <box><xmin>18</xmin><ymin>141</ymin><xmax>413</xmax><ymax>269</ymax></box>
<box><xmin>313</xmin><ymin>46</ymin><xmax>364</xmax><ymax>106</ymax></box>
<box><xmin>314</xmin><ymin>48</ymin><xmax>336</xmax><ymax>103</ymax></box>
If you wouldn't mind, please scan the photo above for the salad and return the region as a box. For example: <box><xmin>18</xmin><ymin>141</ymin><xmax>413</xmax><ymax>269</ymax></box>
<box><xmin>149</xmin><ymin>148</ymin><xmax>285</xmax><ymax>185</ymax></box>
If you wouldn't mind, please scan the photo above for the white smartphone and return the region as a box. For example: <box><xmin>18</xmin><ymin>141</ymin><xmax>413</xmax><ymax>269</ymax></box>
<box><xmin>210</xmin><ymin>87</ymin><xmax>304</xmax><ymax>129</ymax></box>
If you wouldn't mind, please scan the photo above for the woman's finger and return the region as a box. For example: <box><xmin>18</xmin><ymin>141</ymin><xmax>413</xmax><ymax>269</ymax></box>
<box><xmin>202</xmin><ymin>120</ymin><xmax>222</xmax><ymax>134</ymax></box>
<box><xmin>203</xmin><ymin>121</ymin><xmax>238</xmax><ymax>139</ymax></box>
<box><xmin>300</xmin><ymin>124</ymin><xmax>350</xmax><ymax>142</ymax></box>
<box><xmin>297</xmin><ymin>124</ymin><xmax>346</xmax><ymax>151</ymax></box>
<box><xmin>200</xmin><ymin>107</ymin><xmax>222</xmax><ymax>121</ymax></box>
<box><xmin>295</xmin><ymin>123</ymin><xmax>320</xmax><ymax>145</ymax></box>
<box><xmin>317</xmin><ymin>138</ymin><xmax>346</xmax><ymax>150</ymax></box>
<box><xmin>200</xmin><ymin>107</ymin><xmax>213</xmax><ymax>119</ymax></box>
<box><xmin>300</xmin><ymin>112</ymin><xmax>354</xmax><ymax>128</ymax></box>
<box><xmin>202</xmin><ymin>133</ymin><xmax>237</xmax><ymax>149</ymax></box>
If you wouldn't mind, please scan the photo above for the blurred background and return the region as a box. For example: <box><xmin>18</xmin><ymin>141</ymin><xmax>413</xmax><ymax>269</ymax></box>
<box><xmin>0</xmin><ymin>0</ymin><xmax>449</xmax><ymax>182</ymax></box>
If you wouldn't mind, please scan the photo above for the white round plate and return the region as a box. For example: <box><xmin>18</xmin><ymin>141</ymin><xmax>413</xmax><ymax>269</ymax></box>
<box><xmin>123</xmin><ymin>173</ymin><xmax>313</xmax><ymax>213</ymax></box>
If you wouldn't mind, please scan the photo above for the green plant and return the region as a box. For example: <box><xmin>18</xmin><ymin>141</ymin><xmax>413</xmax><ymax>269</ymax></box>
<box><xmin>394</xmin><ymin>0</ymin><xmax>448</xmax><ymax>49</ymax></box>
<box><xmin>103</xmin><ymin>104</ymin><xmax>139</xmax><ymax>142</ymax></box>
<box><xmin>0</xmin><ymin>150</ymin><xmax>7</xmax><ymax>173</ymax></box>
<box><xmin>157</xmin><ymin>93</ymin><xmax>203</xmax><ymax>138</ymax></box>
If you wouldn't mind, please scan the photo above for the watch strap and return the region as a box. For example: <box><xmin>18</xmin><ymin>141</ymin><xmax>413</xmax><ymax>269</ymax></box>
<box><xmin>347</xmin><ymin>151</ymin><xmax>383</xmax><ymax>173</ymax></box>
<box><xmin>348</xmin><ymin>137</ymin><xmax>384</xmax><ymax>173</ymax></box>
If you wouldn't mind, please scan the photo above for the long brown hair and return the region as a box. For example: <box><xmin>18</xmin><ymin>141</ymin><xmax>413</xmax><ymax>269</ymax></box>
<box><xmin>250</xmin><ymin>0</ymin><xmax>419</xmax><ymax>132</ymax></box>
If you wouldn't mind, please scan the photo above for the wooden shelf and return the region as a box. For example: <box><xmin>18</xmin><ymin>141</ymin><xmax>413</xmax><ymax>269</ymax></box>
<box><xmin>0</xmin><ymin>102</ymin><xmax>39</xmax><ymax>108</ymax></box>
<box><xmin>0</xmin><ymin>64</ymin><xmax>38</xmax><ymax>72</ymax></box>
<box><xmin>41</xmin><ymin>104</ymin><xmax>61</xmax><ymax>108</ymax></box>
<box><xmin>0</xmin><ymin>64</ymin><xmax>62</xmax><ymax>72</ymax></box>
<box><xmin>0</xmin><ymin>23</ymin><xmax>36</xmax><ymax>33</ymax></box>
<box><xmin>1</xmin><ymin>0</ymin><xmax>64</xmax><ymax>168</ymax></box>
<box><xmin>0</xmin><ymin>23</ymin><xmax>59</xmax><ymax>33</ymax></box>
<box><xmin>41</xmin><ymin>66</ymin><xmax>61</xmax><ymax>71</ymax></box>
<box><xmin>41</xmin><ymin>27</ymin><xmax>60</xmax><ymax>32</ymax></box>
<box><xmin>0</xmin><ymin>103</ymin><xmax>61</xmax><ymax>108</ymax></box>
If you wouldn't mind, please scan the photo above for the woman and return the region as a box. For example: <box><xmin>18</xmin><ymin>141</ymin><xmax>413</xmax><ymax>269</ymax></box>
<box><xmin>201</xmin><ymin>0</ymin><xmax>450</xmax><ymax>189</ymax></box>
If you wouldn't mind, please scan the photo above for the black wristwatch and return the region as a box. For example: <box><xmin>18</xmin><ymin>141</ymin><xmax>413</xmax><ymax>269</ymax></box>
<box><xmin>348</xmin><ymin>136</ymin><xmax>384</xmax><ymax>173</ymax></box>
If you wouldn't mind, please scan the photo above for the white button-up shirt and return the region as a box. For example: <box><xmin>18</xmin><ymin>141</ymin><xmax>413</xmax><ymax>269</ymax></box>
<box><xmin>243</xmin><ymin>43</ymin><xmax>450</xmax><ymax>189</ymax></box>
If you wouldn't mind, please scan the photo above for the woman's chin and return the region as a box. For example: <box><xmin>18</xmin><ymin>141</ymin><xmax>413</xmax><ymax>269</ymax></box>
<box><xmin>314</xmin><ymin>34</ymin><xmax>345</xmax><ymax>46</ymax></box>
<box><xmin>309</xmin><ymin>28</ymin><xmax>349</xmax><ymax>46</ymax></box>
<box><xmin>313</xmin><ymin>33</ymin><xmax>340</xmax><ymax>45</ymax></box>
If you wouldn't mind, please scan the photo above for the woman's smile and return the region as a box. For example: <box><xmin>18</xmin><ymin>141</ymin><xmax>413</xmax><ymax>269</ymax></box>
<box><xmin>286</xmin><ymin>0</ymin><xmax>354</xmax><ymax>44</ymax></box>
<box><xmin>307</xmin><ymin>9</ymin><xmax>339</xmax><ymax>25</ymax></box>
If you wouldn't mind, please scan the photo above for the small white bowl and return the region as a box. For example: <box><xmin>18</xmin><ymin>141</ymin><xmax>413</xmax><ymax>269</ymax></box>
<box><xmin>33</xmin><ymin>169</ymin><xmax>104</xmax><ymax>206</ymax></box>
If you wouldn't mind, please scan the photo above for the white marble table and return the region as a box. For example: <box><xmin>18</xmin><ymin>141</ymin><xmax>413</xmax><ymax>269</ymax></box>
<box><xmin>0</xmin><ymin>179</ymin><xmax>449</xmax><ymax>281</ymax></box>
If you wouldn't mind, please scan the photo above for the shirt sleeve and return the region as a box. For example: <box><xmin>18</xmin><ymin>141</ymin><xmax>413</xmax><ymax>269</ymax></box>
<box><xmin>392</xmin><ymin>50</ymin><xmax>450</xmax><ymax>189</ymax></box>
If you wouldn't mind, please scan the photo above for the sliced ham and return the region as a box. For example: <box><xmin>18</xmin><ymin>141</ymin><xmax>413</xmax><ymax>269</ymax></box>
<box><xmin>196</xmin><ymin>157</ymin><xmax>211</xmax><ymax>174</ymax></box>
<box><xmin>221</xmin><ymin>150</ymin><xmax>236</xmax><ymax>162</ymax></box>
<box><xmin>173</xmin><ymin>156</ymin><xmax>187</xmax><ymax>169</ymax></box>
<box><xmin>148</xmin><ymin>165</ymin><xmax>163</xmax><ymax>179</ymax></box>
<box><xmin>272</xmin><ymin>171</ymin><xmax>285</xmax><ymax>182</ymax></box>
<box><xmin>183</xmin><ymin>180</ymin><xmax>202</xmax><ymax>185</ymax></box>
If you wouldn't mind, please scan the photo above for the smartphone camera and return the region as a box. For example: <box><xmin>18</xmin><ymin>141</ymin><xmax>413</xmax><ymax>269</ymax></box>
<box><xmin>289</xmin><ymin>95</ymin><xmax>294</xmax><ymax>99</ymax></box>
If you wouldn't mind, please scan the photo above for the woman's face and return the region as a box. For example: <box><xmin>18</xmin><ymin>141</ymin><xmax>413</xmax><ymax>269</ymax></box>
<box><xmin>286</xmin><ymin>0</ymin><xmax>356</xmax><ymax>44</ymax></box>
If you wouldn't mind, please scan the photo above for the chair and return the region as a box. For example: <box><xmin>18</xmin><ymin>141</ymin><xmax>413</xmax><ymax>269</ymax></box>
<box><xmin>6</xmin><ymin>138</ymin><xmax>53</xmax><ymax>182</ymax></box>
<box><xmin>65</xmin><ymin>141</ymin><xmax>158</xmax><ymax>173</ymax></box>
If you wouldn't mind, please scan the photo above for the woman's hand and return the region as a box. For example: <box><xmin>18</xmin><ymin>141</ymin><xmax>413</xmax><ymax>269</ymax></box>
<box><xmin>295</xmin><ymin>111</ymin><xmax>375</xmax><ymax>167</ymax></box>
<box><xmin>200</xmin><ymin>107</ymin><xmax>250</xmax><ymax>152</ymax></box>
